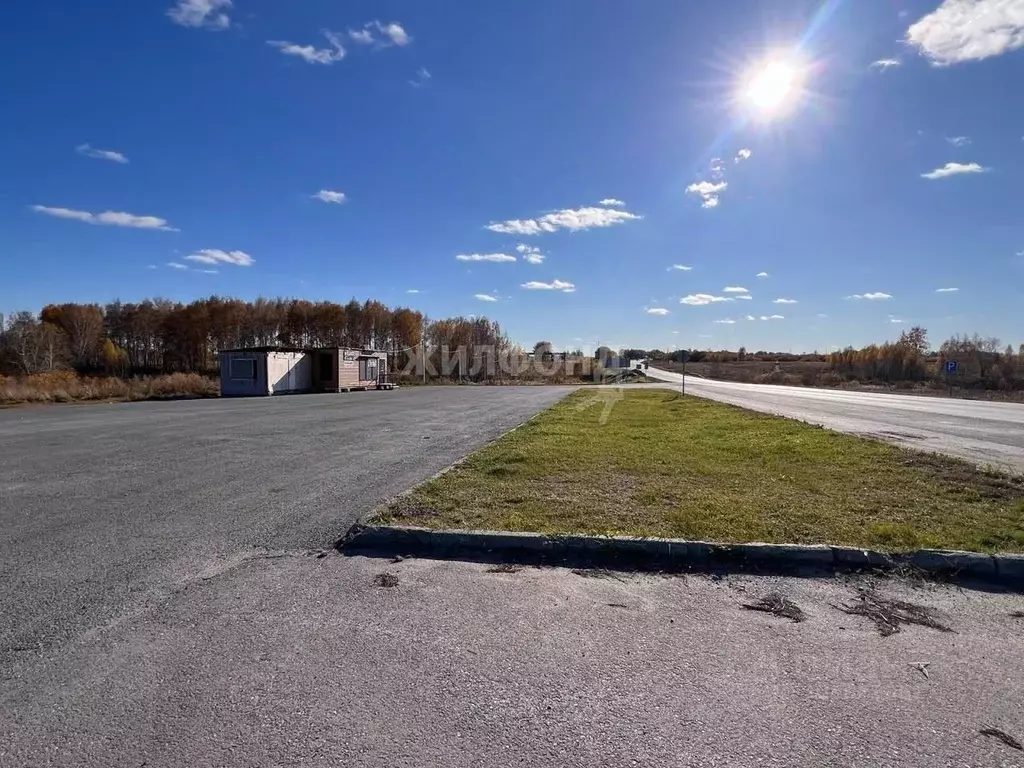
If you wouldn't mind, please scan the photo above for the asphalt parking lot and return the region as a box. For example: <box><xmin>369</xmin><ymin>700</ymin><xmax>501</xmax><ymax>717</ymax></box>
<box><xmin>0</xmin><ymin>387</ymin><xmax>572</xmax><ymax>657</ymax></box>
<box><xmin>2</xmin><ymin>387</ymin><xmax>1023</xmax><ymax>767</ymax></box>
<box><xmin>3</xmin><ymin>554</ymin><xmax>1023</xmax><ymax>767</ymax></box>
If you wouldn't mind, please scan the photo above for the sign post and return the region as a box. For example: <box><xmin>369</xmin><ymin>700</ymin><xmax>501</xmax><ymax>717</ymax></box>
<box><xmin>944</xmin><ymin>360</ymin><xmax>959</xmax><ymax>397</ymax></box>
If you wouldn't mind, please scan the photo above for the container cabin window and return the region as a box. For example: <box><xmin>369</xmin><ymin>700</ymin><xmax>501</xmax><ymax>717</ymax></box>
<box><xmin>230</xmin><ymin>358</ymin><xmax>256</xmax><ymax>380</ymax></box>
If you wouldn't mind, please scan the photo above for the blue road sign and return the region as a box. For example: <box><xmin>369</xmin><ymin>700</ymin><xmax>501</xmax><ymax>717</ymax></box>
<box><xmin>945</xmin><ymin>360</ymin><xmax>959</xmax><ymax>374</ymax></box>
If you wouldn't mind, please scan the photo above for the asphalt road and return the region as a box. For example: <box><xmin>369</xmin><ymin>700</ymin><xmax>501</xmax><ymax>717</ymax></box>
<box><xmin>0</xmin><ymin>387</ymin><xmax>571</xmax><ymax>659</ymax></box>
<box><xmin>647</xmin><ymin>367</ymin><xmax>1024</xmax><ymax>473</ymax></box>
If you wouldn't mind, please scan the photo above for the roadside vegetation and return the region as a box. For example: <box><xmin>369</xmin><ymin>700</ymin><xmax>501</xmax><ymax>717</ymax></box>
<box><xmin>378</xmin><ymin>390</ymin><xmax>1024</xmax><ymax>553</ymax></box>
<box><xmin>0</xmin><ymin>371</ymin><xmax>218</xmax><ymax>405</ymax></box>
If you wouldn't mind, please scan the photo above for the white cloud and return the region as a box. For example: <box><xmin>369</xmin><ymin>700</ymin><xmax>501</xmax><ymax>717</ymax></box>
<box><xmin>313</xmin><ymin>189</ymin><xmax>346</xmax><ymax>204</ymax></box>
<box><xmin>475</xmin><ymin>294</ymin><xmax>498</xmax><ymax>302</ymax></box>
<box><xmin>522</xmin><ymin>279</ymin><xmax>575</xmax><ymax>292</ymax></box>
<box><xmin>599</xmin><ymin>198</ymin><xmax>626</xmax><ymax>207</ymax></box>
<box><xmin>515</xmin><ymin>244</ymin><xmax>546</xmax><ymax>264</ymax></box>
<box><xmin>736</xmin><ymin>294</ymin><xmax>753</xmax><ymax>300</ymax></box>
<box><xmin>668</xmin><ymin>264</ymin><xmax>693</xmax><ymax>271</ymax></box>
<box><xmin>30</xmin><ymin>205</ymin><xmax>177</xmax><ymax>231</ymax></box>
<box><xmin>745</xmin><ymin>315</ymin><xmax>756</xmax><ymax>321</ymax></box>
<box><xmin>76</xmin><ymin>144</ymin><xmax>128</xmax><ymax>164</ymax></box>
<box><xmin>268</xmin><ymin>31</ymin><xmax>346</xmax><ymax>64</ymax></box>
<box><xmin>756</xmin><ymin>271</ymin><xmax>769</xmax><ymax>278</ymax></box>
<box><xmin>946</xmin><ymin>136</ymin><xmax>971</xmax><ymax>146</ymax></box>
<box><xmin>921</xmin><ymin>161</ymin><xmax>988</xmax><ymax>179</ymax></box>
<box><xmin>714</xmin><ymin>319</ymin><xmax>736</xmax><ymax>324</ymax></box>
<box><xmin>201</xmin><ymin>269</ymin><xmax>219</xmax><ymax>274</ymax></box>
<box><xmin>646</xmin><ymin>308</ymin><xmax>670</xmax><ymax>316</ymax></box>
<box><xmin>377</xmin><ymin>21</ymin><xmax>411</xmax><ymax>46</ymax></box>
<box><xmin>347</xmin><ymin>21</ymin><xmax>411</xmax><ymax>47</ymax></box>
<box><xmin>770</xmin><ymin>314</ymin><xmax>785</xmax><ymax>320</ymax></box>
<box><xmin>680</xmin><ymin>293</ymin><xmax>733</xmax><ymax>306</ymax></box>
<box><xmin>168</xmin><ymin>0</ymin><xmax>231</xmax><ymax>29</ymax></box>
<box><xmin>184</xmin><ymin>249</ymin><xmax>254</xmax><ymax>267</ymax></box>
<box><xmin>723</xmin><ymin>286</ymin><xmax>748</xmax><ymax>293</ymax></box>
<box><xmin>457</xmin><ymin>253</ymin><xmax>517</xmax><ymax>263</ymax></box>
<box><xmin>890</xmin><ymin>317</ymin><xmax>906</xmax><ymax>324</ymax></box>
<box><xmin>936</xmin><ymin>287</ymin><xmax>960</xmax><ymax>292</ymax></box>
<box><xmin>735</xmin><ymin>148</ymin><xmax>752</xmax><ymax>163</ymax></box>
<box><xmin>486</xmin><ymin>206</ymin><xmax>641</xmax><ymax>235</ymax></box>
<box><xmin>686</xmin><ymin>180</ymin><xmax>727</xmax><ymax>209</ymax></box>
<box><xmin>870</xmin><ymin>58</ymin><xmax>902</xmax><ymax>70</ymax></box>
<box><xmin>710</xmin><ymin>158</ymin><xmax>726</xmax><ymax>179</ymax></box>
<box><xmin>848</xmin><ymin>292</ymin><xmax>893</xmax><ymax>300</ymax></box>
<box><xmin>406</xmin><ymin>289</ymin><xmax>420</xmax><ymax>294</ymax></box>
<box><xmin>906</xmin><ymin>0</ymin><xmax>1024</xmax><ymax>65</ymax></box>
<box><xmin>409</xmin><ymin>68</ymin><xmax>431</xmax><ymax>87</ymax></box>
<box><xmin>167</xmin><ymin>262</ymin><xmax>189</xmax><ymax>270</ymax></box>
<box><xmin>773</xmin><ymin>298</ymin><xmax>798</xmax><ymax>304</ymax></box>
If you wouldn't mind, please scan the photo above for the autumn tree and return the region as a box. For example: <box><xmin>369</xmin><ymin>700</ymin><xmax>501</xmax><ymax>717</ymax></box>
<box><xmin>0</xmin><ymin>312</ymin><xmax>68</xmax><ymax>374</ymax></box>
<box><xmin>40</xmin><ymin>303</ymin><xmax>104</xmax><ymax>370</ymax></box>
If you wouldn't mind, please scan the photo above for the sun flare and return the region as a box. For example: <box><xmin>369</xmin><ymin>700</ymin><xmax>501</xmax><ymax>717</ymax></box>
<box><xmin>741</xmin><ymin>59</ymin><xmax>805</xmax><ymax>118</ymax></box>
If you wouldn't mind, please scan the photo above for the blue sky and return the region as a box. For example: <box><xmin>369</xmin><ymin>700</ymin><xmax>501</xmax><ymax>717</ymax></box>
<box><xmin>2</xmin><ymin>0</ymin><xmax>1022</xmax><ymax>353</ymax></box>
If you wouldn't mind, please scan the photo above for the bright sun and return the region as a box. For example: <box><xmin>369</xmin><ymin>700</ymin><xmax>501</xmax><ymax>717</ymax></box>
<box><xmin>742</xmin><ymin>60</ymin><xmax>802</xmax><ymax>117</ymax></box>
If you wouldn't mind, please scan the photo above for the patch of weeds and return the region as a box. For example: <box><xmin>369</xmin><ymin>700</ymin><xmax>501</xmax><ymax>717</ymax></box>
<box><xmin>372</xmin><ymin>573</ymin><xmax>399</xmax><ymax>588</ymax></box>
<box><xmin>485</xmin><ymin>464</ymin><xmax>521</xmax><ymax>478</ymax></box>
<box><xmin>571</xmin><ymin>568</ymin><xmax>620</xmax><ymax>580</ymax></box>
<box><xmin>979</xmin><ymin>728</ymin><xmax>1023</xmax><ymax>752</ymax></box>
<box><xmin>838</xmin><ymin>589</ymin><xmax>953</xmax><ymax>637</ymax></box>
<box><xmin>867</xmin><ymin>522</ymin><xmax>925</xmax><ymax>550</ymax></box>
<box><xmin>741</xmin><ymin>592</ymin><xmax>806</xmax><ymax>623</ymax></box>
<box><xmin>486</xmin><ymin>563</ymin><xmax>522</xmax><ymax>574</ymax></box>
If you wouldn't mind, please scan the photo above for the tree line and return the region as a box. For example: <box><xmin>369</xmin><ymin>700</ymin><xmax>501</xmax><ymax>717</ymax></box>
<box><xmin>0</xmin><ymin>297</ymin><xmax>512</xmax><ymax>378</ymax></box>
<box><xmin>827</xmin><ymin>329</ymin><xmax>1023</xmax><ymax>390</ymax></box>
<box><xmin>594</xmin><ymin>328</ymin><xmax>1023</xmax><ymax>392</ymax></box>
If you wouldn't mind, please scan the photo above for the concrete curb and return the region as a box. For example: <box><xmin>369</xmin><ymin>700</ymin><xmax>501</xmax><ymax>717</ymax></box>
<box><xmin>340</xmin><ymin>525</ymin><xmax>1023</xmax><ymax>590</ymax></box>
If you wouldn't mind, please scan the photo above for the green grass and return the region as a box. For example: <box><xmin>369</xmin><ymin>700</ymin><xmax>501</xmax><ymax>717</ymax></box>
<box><xmin>377</xmin><ymin>390</ymin><xmax>1024</xmax><ymax>553</ymax></box>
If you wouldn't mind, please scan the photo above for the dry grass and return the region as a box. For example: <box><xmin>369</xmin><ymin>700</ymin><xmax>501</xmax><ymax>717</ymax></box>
<box><xmin>377</xmin><ymin>390</ymin><xmax>1024</xmax><ymax>553</ymax></box>
<box><xmin>742</xmin><ymin>593</ymin><xmax>806</xmax><ymax>623</ymax></box>
<box><xmin>0</xmin><ymin>371</ymin><xmax>219</xmax><ymax>405</ymax></box>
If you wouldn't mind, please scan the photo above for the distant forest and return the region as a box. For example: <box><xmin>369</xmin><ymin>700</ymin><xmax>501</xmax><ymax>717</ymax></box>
<box><xmin>0</xmin><ymin>297</ymin><xmax>508</xmax><ymax>377</ymax></box>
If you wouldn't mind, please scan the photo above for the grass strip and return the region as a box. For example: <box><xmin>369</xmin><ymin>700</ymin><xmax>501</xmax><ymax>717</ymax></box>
<box><xmin>377</xmin><ymin>390</ymin><xmax>1024</xmax><ymax>553</ymax></box>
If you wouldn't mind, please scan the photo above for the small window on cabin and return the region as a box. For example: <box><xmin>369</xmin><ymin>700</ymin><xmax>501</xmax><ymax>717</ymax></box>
<box><xmin>230</xmin><ymin>358</ymin><xmax>256</xmax><ymax>379</ymax></box>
